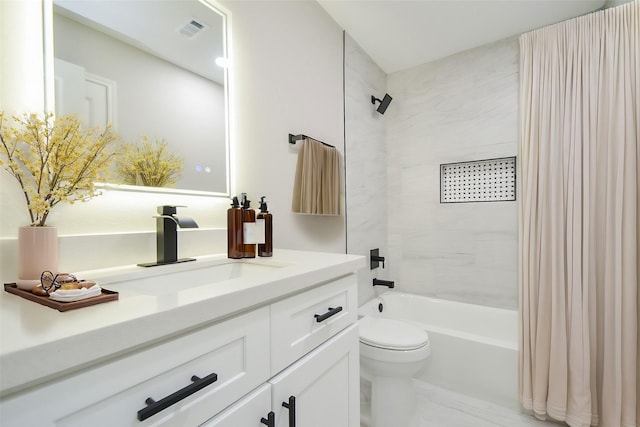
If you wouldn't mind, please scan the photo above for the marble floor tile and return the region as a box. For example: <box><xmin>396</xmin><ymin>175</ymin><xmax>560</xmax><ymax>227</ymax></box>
<box><xmin>362</xmin><ymin>380</ymin><xmax>566</xmax><ymax>427</ymax></box>
<box><xmin>414</xmin><ymin>381</ymin><xmax>565</xmax><ymax>427</ymax></box>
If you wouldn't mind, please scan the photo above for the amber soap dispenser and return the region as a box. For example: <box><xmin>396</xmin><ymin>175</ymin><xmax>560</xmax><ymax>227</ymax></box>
<box><xmin>257</xmin><ymin>196</ymin><xmax>272</xmax><ymax>257</ymax></box>
<box><xmin>241</xmin><ymin>193</ymin><xmax>256</xmax><ymax>258</ymax></box>
<box><xmin>227</xmin><ymin>196</ymin><xmax>243</xmax><ymax>259</ymax></box>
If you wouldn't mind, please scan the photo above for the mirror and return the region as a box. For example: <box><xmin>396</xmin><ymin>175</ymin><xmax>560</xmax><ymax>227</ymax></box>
<box><xmin>50</xmin><ymin>0</ymin><xmax>231</xmax><ymax>196</ymax></box>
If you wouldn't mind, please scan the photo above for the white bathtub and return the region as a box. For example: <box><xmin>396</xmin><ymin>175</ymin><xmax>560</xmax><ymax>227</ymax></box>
<box><xmin>359</xmin><ymin>291</ymin><xmax>519</xmax><ymax>410</ymax></box>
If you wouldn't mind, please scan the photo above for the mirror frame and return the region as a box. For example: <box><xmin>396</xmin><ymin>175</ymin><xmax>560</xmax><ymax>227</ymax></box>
<box><xmin>42</xmin><ymin>0</ymin><xmax>233</xmax><ymax>198</ymax></box>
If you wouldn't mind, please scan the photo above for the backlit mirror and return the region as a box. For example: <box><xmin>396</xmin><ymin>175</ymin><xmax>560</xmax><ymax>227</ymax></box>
<box><xmin>50</xmin><ymin>0</ymin><xmax>231</xmax><ymax>196</ymax></box>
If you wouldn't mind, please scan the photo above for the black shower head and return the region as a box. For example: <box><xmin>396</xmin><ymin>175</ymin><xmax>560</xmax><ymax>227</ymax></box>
<box><xmin>371</xmin><ymin>93</ymin><xmax>392</xmax><ymax>114</ymax></box>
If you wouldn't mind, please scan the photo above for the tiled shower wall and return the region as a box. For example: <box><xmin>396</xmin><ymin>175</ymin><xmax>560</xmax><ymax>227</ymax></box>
<box><xmin>385</xmin><ymin>37</ymin><xmax>520</xmax><ymax>309</ymax></box>
<box><xmin>344</xmin><ymin>34</ymin><xmax>389</xmax><ymax>306</ymax></box>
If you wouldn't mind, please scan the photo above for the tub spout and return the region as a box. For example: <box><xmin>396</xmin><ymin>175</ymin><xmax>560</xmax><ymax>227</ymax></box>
<box><xmin>373</xmin><ymin>278</ymin><xmax>394</xmax><ymax>288</ymax></box>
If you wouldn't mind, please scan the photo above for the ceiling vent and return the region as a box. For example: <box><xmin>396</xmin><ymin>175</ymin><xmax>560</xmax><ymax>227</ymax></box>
<box><xmin>178</xmin><ymin>19</ymin><xmax>206</xmax><ymax>38</ymax></box>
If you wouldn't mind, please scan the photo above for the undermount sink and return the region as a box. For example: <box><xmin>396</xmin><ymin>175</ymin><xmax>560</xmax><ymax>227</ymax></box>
<box><xmin>98</xmin><ymin>259</ymin><xmax>285</xmax><ymax>296</ymax></box>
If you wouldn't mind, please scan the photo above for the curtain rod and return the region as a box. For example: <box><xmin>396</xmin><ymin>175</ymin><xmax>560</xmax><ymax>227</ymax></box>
<box><xmin>288</xmin><ymin>133</ymin><xmax>335</xmax><ymax>148</ymax></box>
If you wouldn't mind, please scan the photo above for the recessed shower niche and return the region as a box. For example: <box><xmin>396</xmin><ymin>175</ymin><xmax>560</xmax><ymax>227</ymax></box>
<box><xmin>440</xmin><ymin>157</ymin><xmax>516</xmax><ymax>203</ymax></box>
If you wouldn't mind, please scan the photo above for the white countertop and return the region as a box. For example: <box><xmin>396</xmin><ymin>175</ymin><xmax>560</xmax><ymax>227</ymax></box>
<box><xmin>0</xmin><ymin>249</ymin><xmax>365</xmax><ymax>397</ymax></box>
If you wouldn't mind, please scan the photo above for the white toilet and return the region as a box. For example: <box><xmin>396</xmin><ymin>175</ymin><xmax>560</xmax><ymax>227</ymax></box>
<box><xmin>359</xmin><ymin>316</ymin><xmax>431</xmax><ymax>427</ymax></box>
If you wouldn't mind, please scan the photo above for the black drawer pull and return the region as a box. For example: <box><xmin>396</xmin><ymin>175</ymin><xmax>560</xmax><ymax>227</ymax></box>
<box><xmin>282</xmin><ymin>395</ymin><xmax>296</xmax><ymax>427</ymax></box>
<box><xmin>261</xmin><ymin>411</ymin><xmax>275</xmax><ymax>427</ymax></box>
<box><xmin>137</xmin><ymin>372</ymin><xmax>218</xmax><ymax>421</ymax></box>
<box><xmin>314</xmin><ymin>306</ymin><xmax>343</xmax><ymax>322</ymax></box>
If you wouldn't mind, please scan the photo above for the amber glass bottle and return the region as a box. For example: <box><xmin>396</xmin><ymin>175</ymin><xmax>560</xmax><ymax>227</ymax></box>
<box><xmin>227</xmin><ymin>196</ymin><xmax>243</xmax><ymax>259</ymax></box>
<box><xmin>257</xmin><ymin>196</ymin><xmax>272</xmax><ymax>257</ymax></box>
<box><xmin>241</xmin><ymin>193</ymin><xmax>256</xmax><ymax>258</ymax></box>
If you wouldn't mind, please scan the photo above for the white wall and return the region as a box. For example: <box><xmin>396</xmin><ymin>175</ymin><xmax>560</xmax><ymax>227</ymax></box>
<box><xmin>386</xmin><ymin>37</ymin><xmax>520</xmax><ymax>309</ymax></box>
<box><xmin>344</xmin><ymin>34</ymin><xmax>389</xmax><ymax>305</ymax></box>
<box><xmin>0</xmin><ymin>0</ymin><xmax>45</xmax><ymax>112</ymax></box>
<box><xmin>0</xmin><ymin>0</ymin><xmax>347</xmax><ymax>283</ymax></box>
<box><xmin>222</xmin><ymin>0</ymin><xmax>346</xmax><ymax>253</ymax></box>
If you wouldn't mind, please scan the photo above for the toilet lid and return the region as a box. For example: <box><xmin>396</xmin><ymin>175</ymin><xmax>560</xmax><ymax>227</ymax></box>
<box><xmin>359</xmin><ymin>316</ymin><xmax>429</xmax><ymax>350</ymax></box>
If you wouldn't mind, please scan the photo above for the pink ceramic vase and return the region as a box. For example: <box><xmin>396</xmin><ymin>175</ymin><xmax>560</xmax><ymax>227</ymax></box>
<box><xmin>17</xmin><ymin>226</ymin><xmax>59</xmax><ymax>290</ymax></box>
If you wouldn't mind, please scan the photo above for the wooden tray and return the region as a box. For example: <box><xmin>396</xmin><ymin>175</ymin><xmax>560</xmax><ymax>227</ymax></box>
<box><xmin>4</xmin><ymin>283</ymin><xmax>118</xmax><ymax>312</ymax></box>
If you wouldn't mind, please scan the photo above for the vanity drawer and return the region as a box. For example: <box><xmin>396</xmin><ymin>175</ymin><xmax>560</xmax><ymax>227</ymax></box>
<box><xmin>0</xmin><ymin>307</ymin><xmax>270</xmax><ymax>427</ymax></box>
<box><xmin>270</xmin><ymin>274</ymin><xmax>357</xmax><ymax>374</ymax></box>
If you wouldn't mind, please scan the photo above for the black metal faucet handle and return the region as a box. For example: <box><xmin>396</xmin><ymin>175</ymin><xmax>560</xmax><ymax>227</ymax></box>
<box><xmin>370</xmin><ymin>248</ymin><xmax>386</xmax><ymax>270</ymax></box>
<box><xmin>157</xmin><ymin>205</ymin><xmax>187</xmax><ymax>215</ymax></box>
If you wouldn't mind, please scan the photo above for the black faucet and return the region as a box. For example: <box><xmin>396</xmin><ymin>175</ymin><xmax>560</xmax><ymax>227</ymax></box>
<box><xmin>370</xmin><ymin>248</ymin><xmax>386</xmax><ymax>269</ymax></box>
<box><xmin>373</xmin><ymin>278</ymin><xmax>394</xmax><ymax>288</ymax></box>
<box><xmin>138</xmin><ymin>205</ymin><xmax>199</xmax><ymax>267</ymax></box>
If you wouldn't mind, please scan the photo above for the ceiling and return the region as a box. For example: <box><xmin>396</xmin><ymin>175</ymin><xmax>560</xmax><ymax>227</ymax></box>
<box><xmin>55</xmin><ymin>0</ymin><xmax>226</xmax><ymax>84</ymax></box>
<box><xmin>317</xmin><ymin>0</ymin><xmax>607</xmax><ymax>74</ymax></box>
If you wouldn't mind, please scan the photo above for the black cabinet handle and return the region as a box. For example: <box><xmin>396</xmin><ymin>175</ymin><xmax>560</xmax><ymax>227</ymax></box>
<box><xmin>137</xmin><ymin>372</ymin><xmax>218</xmax><ymax>421</ymax></box>
<box><xmin>314</xmin><ymin>306</ymin><xmax>343</xmax><ymax>322</ymax></box>
<box><xmin>261</xmin><ymin>411</ymin><xmax>275</xmax><ymax>427</ymax></box>
<box><xmin>282</xmin><ymin>395</ymin><xmax>296</xmax><ymax>427</ymax></box>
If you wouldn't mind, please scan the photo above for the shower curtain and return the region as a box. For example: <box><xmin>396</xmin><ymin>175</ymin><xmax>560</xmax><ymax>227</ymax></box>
<box><xmin>519</xmin><ymin>2</ymin><xmax>639</xmax><ymax>427</ymax></box>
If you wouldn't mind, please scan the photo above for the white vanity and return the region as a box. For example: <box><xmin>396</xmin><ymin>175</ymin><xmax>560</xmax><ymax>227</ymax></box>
<box><xmin>0</xmin><ymin>250</ymin><xmax>365</xmax><ymax>426</ymax></box>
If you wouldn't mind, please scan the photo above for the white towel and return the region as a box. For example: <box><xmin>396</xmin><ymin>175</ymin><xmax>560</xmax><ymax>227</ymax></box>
<box><xmin>49</xmin><ymin>285</ymin><xmax>102</xmax><ymax>302</ymax></box>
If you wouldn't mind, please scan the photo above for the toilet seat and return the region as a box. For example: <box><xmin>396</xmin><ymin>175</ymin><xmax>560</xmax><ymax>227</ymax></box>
<box><xmin>359</xmin><ymin>316</ymin><xmax>429</xmax><ymax>350</ymax></box>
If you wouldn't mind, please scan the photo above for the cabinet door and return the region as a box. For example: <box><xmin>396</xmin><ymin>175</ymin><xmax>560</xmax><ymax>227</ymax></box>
<box><xmin>200</xmin><ymin>384</ymin><xmax>272</xmax><ymax>427</ymax></box>
<box><xmin>269</xmin><ymin>325</ymin><xmax>359</xmax><ymax>427</ymax></box>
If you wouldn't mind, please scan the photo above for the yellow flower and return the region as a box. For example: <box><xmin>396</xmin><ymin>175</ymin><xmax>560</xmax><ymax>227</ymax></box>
<box><xmin>115</xmin><ymin>136</ymin><xmax>183</xmax><ymax>188</ymax></box>
<box><xmin>0</xmin><ymin>112</ymin><xmax>118</xmax><ymax>226</ymax></box>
